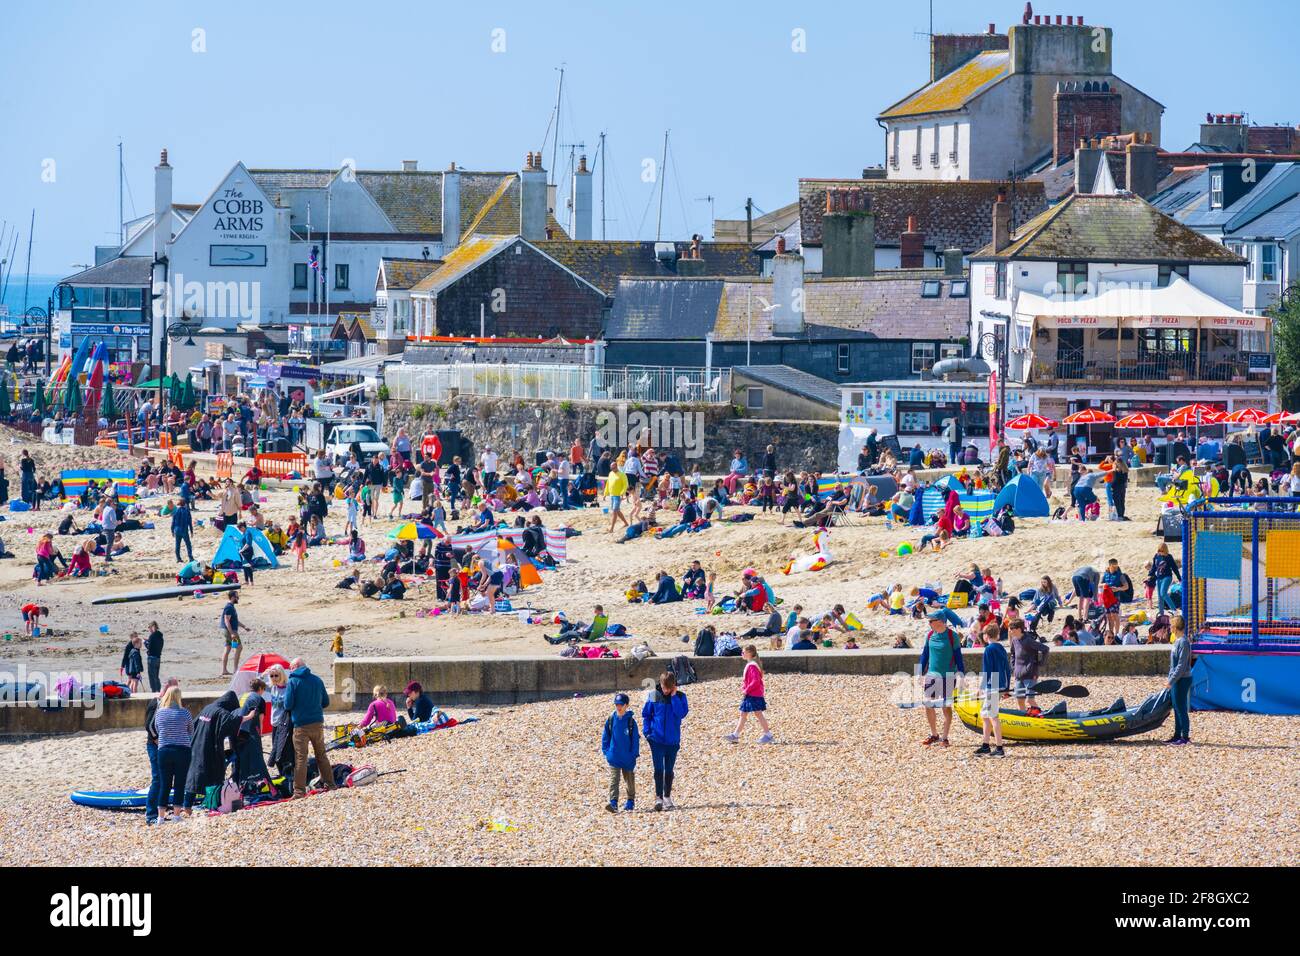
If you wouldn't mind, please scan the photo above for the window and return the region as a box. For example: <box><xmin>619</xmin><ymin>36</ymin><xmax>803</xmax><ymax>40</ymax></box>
<box><xmin>294</xmin><ymin>263</ymin><xmax>308</xmax><ymax>289</ymax></box>
<box><xmin>897</xmin><ymin>403</ymin><xmax>934</xmax><ymax>435</ymax></box>
<box><xmin>995</xmin><ymin>262</ymin><xmax>1008</xmax><ymax>299</ymax></box>
<box><xmin>950</xmin><ymin>122</ymin><xmax>960</xmax><ymax>164</ymax></box>
<box><xmin>1261</xmin><ymin>244</ymin><xmax>1278</xmax><ymax>282</ymax></box>
<box><xmin>940</xmin><ymin>343</ymin><xmax>963</xmax><ymax>359</ymax></box>
<box><xmin>334</xmin><ymin>264</ymin><xmax>349</xmax><ymax>290</ymax></box>
<box><xmin>913</xmin><ymin>128</ymin><xmax>922</xmax><ymax>167</ymax></box>
<box><xmin>1210</xmin><ymin>171</ymin><xmax>1224</xmax><ymax>208</ymax></box>
<box><xmin>949</xmin><ymin>279</ymin><xmax>969</xmax><ymax>298</ymax></box>
<box><xmin>1158</xmin><ymin>264</ymin><xmax>1189</xmax><ymax>287</ymax></box>
<box><xmin>745</xmin><ymin>386</ymin><xmax>765</xmax><ymax>411</ymax></box>
<box><xmin>836</xmin><ymin>344</ymin><xmax>850</xmax><ymax>374</ymax></box>
<box><xmin>849</xmin><ymin>390</ymin><xmax>865</xmax><ymax>408</ymax></box>
<box><xmin>1057</xmin><ymin>261</ymin><xmax>1089</xmax><ymax>294</ymax></box>
<box><xmin>930</xmin><ymin>125</ymin><xmax>940</xmax><ymax>166</ymax></box>
<box><xmin>911</xmin><ymin>342</ymin><xmax>936</xmax><ymax>374</ymax></box>
<box><xmin>1139</xmin><ymin>328</ymin><xmax>1193</xmax><ymax>353</ymax></box>
<box><xmin>891</xmin><ymin>131</ymin><xmax>900</xmax><ymax>169</ymax></box>
<box><xmin>921</xmin><ymin>280</ymin><xmax>941</xmax><ymax>298</ymax></box>
<box><xmin>1097</xmin><ymin>326</ymin><xmax>1135</xmax><ymax>341</ymax></box>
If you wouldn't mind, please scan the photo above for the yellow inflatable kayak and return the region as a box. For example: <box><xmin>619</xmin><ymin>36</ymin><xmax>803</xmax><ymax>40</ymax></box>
<box><xmin>953</xmin><ymin>688</ymin><xmax>1171</xmax><ymax>742</ymax></box>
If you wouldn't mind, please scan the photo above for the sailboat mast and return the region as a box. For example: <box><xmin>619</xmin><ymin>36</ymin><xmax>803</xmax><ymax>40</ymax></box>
<box><xmin>550</xmin><ymin>66</ymin><xmax>564</xmax><ymax>185</ymax></box>
<box><xmin>599</xmin><ymin>131</ymin><xmax>607</xmax><ymax>241</ymax></box>
<box><xmin>655</xmin><ymin>130</ymin><xmax>668</xmax><ymax>242</ymax></box>
<box><xmin>22</xmin><ymin>209</ymin><xmax>34</xmax><ymax>317</ymax></box>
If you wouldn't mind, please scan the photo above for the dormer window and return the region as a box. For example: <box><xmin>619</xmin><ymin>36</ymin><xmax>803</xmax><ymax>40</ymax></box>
<box><xmin>1210</xmin><ymin>171</ymin><xmax>1224</xmax><ymax>209</ymax></box>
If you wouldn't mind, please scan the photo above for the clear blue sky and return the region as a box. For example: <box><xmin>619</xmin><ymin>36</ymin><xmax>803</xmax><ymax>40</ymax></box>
<box><xmin>3</xmin><ymin>0</ymin><xmax>1296</xmax><ymax>274</ymax></box>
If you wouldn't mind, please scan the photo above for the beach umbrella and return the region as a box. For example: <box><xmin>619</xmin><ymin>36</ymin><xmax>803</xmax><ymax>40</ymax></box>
<box><xmin>239</xmin><ymin>653</ymin><xmax>290</xmax><ymax>675</ymax></box>
<box><xmin>0</xmin><ymin>376</ymin><xmax>9</xmax><ymax>418</ymax></box>
<box><xmin>1114</xmin><ymin>412</ymin><xmax>1165</xmax><ymax>429</ymax></box>
<box><xmin>180</xmin><ymin>373</ymin><xmax>196</xmax><ymax>410</ymax></box>
<box><xmin>1274</xmin><ymin>411</ymin><xmax>1300</xmax><ymax>425</ymax></box>
<box><xmin>167</xmin><ymin>373</ymin><xmax>182</xmax><ymax>409</ymax></box>
<box><xmin>1223</xmin><ymin>408</ymin><xmax>1270</xmax><ymax>425</ymax></box>
<box><xmin>100</xmin><ymin>380</ymin><xmax>118</xmax><ymax>420</ymax></box>
<box><xmin>1062</xmin><ymin>408</ymin><xmax>1116</xmax><ymax>425</ymax></box>
<box><xmin>32</xmin><ymin>378</ymin><xmax>46</xmax><ymax>416</ymax></box>
<box><xmin>388</xmin><ymin>522</ymin><xmax>442</xmax><ymax>541</ymax></box>
<box><xmin>63</xmin><ymin>376</ymin><xmax>83</xmax><ymax>415</ymax></box>
<box><xmin>1004</xmin><ymin>413</ymin><xmax>1060</xmax><ymax>431</ymax></box>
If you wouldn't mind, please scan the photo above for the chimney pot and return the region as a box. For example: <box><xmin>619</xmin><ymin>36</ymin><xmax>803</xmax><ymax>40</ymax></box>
<box><xmin>775</xmin><ymin>235</ymin><xmax>786</xmax><ymax>255</ymax></box>
<box><xmin>159</xmin><ymin>148</ymin><xmax>169</xmax><ymax>166</ymax></box>
<box><xmin>988</xmin><ymin>22</ymin><xmax>996</xmax><ymax>34</ymax></box>
<box><xmin>1056</xmin><ymin>14</ymin><xmax>1063</xmax><ymax>24</ymax></box>
<box><xmin>906</xmin><ymin>215</ymin><xmax>917</xmax><ymax>232</ymax></box>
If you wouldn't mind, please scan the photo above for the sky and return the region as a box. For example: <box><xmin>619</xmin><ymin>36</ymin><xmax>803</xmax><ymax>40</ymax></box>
<box><xmin>2</xmin><ymin>0</ymin><xmax>1297</xmax><ymax>275</ymax></box>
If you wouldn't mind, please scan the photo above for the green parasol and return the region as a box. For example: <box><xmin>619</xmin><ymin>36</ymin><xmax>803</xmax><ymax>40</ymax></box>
<box><xmin>0</xmin><ymin>375</ymin><xmax>9</xmax><ymax>418</ymax></box>
<box><xmin>33</xmin><ymin>379</ymin><xmax>47</xmax><ymax>416</ymax></box>
<box><xmin>101</xmin><ymin>380</ymin><xmax>118</xmax><ymax>419</ymax></box>
<box><xmin>63</xmin><ymin>376</ymin><xmax>83</xmax><ymax>415</ymax></box>
<box><xmin>180</xmin><ymin>372</ymin><xmax>196</xmax><ymax>410</ymax></box>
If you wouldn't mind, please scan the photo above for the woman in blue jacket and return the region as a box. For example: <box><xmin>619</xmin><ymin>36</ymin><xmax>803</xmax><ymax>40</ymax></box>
<box><xmin>641</xmin><ymin>671</ymin><xmax>689</xmax><ymax>811</ymax></box>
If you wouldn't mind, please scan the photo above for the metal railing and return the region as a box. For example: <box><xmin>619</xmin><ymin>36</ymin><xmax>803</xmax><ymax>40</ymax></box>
<box><xmin>1036</xmin><ymin>347</ymin><xmax>1269</xmax><ymax>385</ymax></box>
<box><xmin>385</xmin><ymin>363</ymin><xmax>732</xmax><ymax>405</ymax></box>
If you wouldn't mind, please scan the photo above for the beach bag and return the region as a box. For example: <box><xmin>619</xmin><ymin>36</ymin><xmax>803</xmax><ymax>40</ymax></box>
<box><xmin>345</xmin><ymin>764</ymin><xmax>379</xmax><ymax>788</ymax></box>
<box><xmin>946</xmin><ymin>592</ymin><xmax>969</xmax><ymax>609</ymax></box>
<box><xmin>606</xmin><ymin>622</ymin><xmax>627</xmax><ymax>637</ymax></box>
<box><xmin>202</xmin><ymin>785</ymin><xmax>222</xmax><ymax>811</ymax></box>
<box><xmin>693</xmin><ymin>627</ymin><xmax>716</xmax><ymax>657</ymax></box>
<box><xmin>668</xmin><ymin>655</ymin><xmax>697</xmax><ymax>686</ymax></box>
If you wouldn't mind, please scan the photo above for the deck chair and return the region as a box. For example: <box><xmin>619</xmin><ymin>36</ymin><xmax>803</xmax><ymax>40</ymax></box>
<box><xmin>703</xmin><ymin>376</ymin><xmax>722</xmax><ymax>401</ymax></box>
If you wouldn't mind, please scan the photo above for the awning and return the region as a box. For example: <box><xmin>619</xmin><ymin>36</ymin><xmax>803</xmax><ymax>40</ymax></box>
<box><xmin>1017</xmin><ymin>274</ymin><xmax>1269</xmax><ymax>333</ymax></box>
<box><xmin>314</xmin><ymin>382</ymin><xmax>368</xmax><ymax>402</ymax></box>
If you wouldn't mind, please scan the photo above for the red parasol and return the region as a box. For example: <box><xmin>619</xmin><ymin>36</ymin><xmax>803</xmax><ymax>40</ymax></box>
<box><xmin>1004</xmin><ymin>413</ymin><xmax>1060</xmax><ymax>430</ymax></box>
<box><xmin>1223</xmin><ymin>407</ymin><xmax>1270</xmax><ymax>425</ymax></box>
<box><xmin>1113</xmin><ymin>412</ymin><xmax>1165</xmax><ymax>429</ymax></box>
<box><xmin>239</xmin><ymin>653</ymin><xmax>290</xmax><ymax>674</ymax></box>
<box><xmin>1062</xmin><ymin>408</ymin><xmax>1116</xmax><ymax>425</ymax></box>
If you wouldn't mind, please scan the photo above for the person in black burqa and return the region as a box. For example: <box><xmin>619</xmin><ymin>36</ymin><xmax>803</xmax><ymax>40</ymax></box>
<box><xmin>184</xmin><ymin>691</ymin><xmax>241</xmax><ymax>806</ymax></box>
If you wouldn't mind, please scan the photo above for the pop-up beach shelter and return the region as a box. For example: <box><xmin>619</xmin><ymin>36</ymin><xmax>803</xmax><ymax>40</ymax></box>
<box><xmin>212</xmin><ymin>524</ymin><xmax>279</xmax><ymax>569</ymax></box>
<box><xmin>993</xmin><ymin>474</ymin><xmax>1051</xmax><ymax>518</ymax></box>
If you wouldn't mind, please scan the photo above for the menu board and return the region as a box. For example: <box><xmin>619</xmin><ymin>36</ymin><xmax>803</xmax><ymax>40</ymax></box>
<box><xmin>899</xmin><ymin>409</ymin><xmax>932</xmax><ymax>434</ymax></box>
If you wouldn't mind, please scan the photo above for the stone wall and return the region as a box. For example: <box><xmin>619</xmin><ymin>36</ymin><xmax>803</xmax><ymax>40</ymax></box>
<box><xmin>382</xmin><ymin>396</ymin><xmax>840</xmax><ymax>474</ymax></box>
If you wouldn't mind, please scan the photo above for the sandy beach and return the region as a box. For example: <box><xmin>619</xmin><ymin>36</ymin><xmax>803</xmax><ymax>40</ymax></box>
<box><xmin>0</xmin><ymin>425</ymin><xmax>1188</xmax><ymax>691</ymax></box>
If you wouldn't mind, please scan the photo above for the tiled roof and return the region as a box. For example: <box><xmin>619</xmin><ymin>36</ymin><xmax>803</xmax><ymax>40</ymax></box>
<box><xmin>409</xmin><ymin>236</ymin><xmax>516</xmax><ymax>295</ymax></box>
<box><xmin>798</xmin><ymin>178</ymin><xmax>1046</xmax><ymax>253</ymax></box>
<box><xmin>354</xmin><ymin>171</ymin><xmax>443</xmax><ymax>233</ymax></box>
<box><xmin>878</xmin><ymin>51</ymin><xmax>1010</xmax><ymax>119</ymax></box>
<box><xmin>61</xmin><ymin>256</ymin><xmax>153</xmax><ymax>286</ymax></box>
<box><xmin>247</xmin><ymin>170</ymin><xmax>335</xmax><ymax>193</ymax></box>
<box><xmin>380</xmin><ymin>258</ymin><xmax>441</xmax><ymax>291</ymax></box>
<box><xmin>973</xmin><ymin>193</ymin><xmax>1248</xmax><ymax>263</ymax></box>
<box><xmin>607</xmin><ymin>271</ymin><xmax>969</xmax><ymax>343</ymax></box>
<box><xmin>533</xmin><ymin>241</ymin><xmax>760</xmax><ymax>296</ymax></box>
<box><xmin>733</xmin><ymin>365</ymin><xmax>841</xmax><ymax>409</ymax></box>
<box><xmin>1232</xmin><ymin>193</ymin><xmax>1300</xmax><ymax>240</ymax></box>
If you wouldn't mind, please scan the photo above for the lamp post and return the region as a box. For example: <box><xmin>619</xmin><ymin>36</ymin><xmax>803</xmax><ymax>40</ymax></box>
<box><xmin>51</xmin><ymin>282</ymin><xmax>75</xmax><ymax>376</ymax></box>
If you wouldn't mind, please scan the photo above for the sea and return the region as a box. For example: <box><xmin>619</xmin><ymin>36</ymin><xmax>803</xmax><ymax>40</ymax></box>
<box><xmin>0</xmin><ymin>273</ymin><xmax>60</xmax><ymax>331</ymax></box>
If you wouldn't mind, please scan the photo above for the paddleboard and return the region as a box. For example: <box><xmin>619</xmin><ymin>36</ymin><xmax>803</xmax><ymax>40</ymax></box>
<box><xmin>91</xmin><ymin>583</ymin><xmax>241</xmax><ymax>605</ymax></box>
<box><xmin>70</xmin><ymin>788</ymin><xmax>149</xmax><ymax>809</ymax></box>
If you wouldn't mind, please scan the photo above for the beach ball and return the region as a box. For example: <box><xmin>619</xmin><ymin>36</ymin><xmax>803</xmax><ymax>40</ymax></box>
<box><xmin>98</xmin><ymin>624</ymin><xmax>110</xmax><ymax>634</ymax></box>
<box><xmin>897</xmin><ymin>543</ymin><xmax>914</xmax><ymax>556</ymax></box>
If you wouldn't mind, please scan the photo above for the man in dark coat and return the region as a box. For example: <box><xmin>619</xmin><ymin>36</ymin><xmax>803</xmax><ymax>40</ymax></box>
<box><xmin>184</xmin><ymin>691</ymin><xmax>241</xmax><ymax>801</ymax></box>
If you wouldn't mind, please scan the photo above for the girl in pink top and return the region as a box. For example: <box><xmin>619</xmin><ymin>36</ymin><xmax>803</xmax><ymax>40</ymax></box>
<box><xmin>358</xmin><ymin>686</ymin><xmax>398</xmax><ymax>729</ymax></box>
<box><xmin>724</xmin><ymin>644</ymin><xmax>773</xmax><ymax>744</ymax></box>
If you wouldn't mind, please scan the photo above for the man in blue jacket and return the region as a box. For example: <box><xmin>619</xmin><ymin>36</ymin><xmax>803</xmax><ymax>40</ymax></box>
<box><xmin>282</xmin><ymin>658</ymin><xmax>336</xmax><ymax>797</ymax></box>
<box><xmin>171</xmin><ymin>499</ymin><xmax>194</xmax><ymax>563</ymax></box>
<box><xmin>641</xmin><ymin>671</ymin><xmax>689</xmax><ymax>811</ymax></box>
<box><xmin>601</xmin><ymin>692</ymin><xmax>640</xmax><ymax>813</ymax></box>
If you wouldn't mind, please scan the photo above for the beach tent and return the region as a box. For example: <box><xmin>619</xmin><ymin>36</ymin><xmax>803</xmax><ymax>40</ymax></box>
<box><xmin>933</xmin><ymin>474</ymin><xmax>965</xmax><ymax>495</ymax></box>
<box><xmin>60</xmin><ymin>469</ymin><xmax>138</xmax><ymax>504</ymax></box>
<box><xmin>919</xmin><ymin>486</ymin><xmax>996</xmax><ymax>523</ymax></box>
<box><xmin>451</xmin><ymin>526</ymin><xmax>567</xmax><ymax>563</ymax></box>
<box><xmin>994</xmin><ymin>474</ymin><xmax>1050</xmax><ymax>518</ymax></box>
<box><xmin>212</xmin><ymin>524</ymin><xmax>279</xmax><ymax>570</ymax></box>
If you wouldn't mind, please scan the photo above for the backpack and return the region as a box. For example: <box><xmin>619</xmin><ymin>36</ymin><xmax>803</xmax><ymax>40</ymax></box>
<box><xmin>345</xmin><ymin>765</ymin><xmax>378</xmax><ymax>788</ymax></box>
<box><xmin>668</xmin><ymin>655</ymin><xmax>697</xmax><ymax>686</ymax></box>
<box><xmin>693</xmin><ymin>627</ymin><xmax>716</xmax><ymax>657</ymax></box>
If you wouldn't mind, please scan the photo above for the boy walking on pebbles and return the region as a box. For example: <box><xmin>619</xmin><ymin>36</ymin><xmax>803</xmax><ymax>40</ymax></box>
<box><xmin>601</xmin><ymin>692</ymin><xmax>639</xmax><ymax>813</ymax></box>
<box><xmin>975</xmin><ymin>627</ymin><xmax>1011</xmax><ymax>757</ymax></box>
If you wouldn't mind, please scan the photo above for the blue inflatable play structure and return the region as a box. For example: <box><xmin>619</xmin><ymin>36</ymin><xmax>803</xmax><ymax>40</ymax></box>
<box><xmin>1185</xmin><ymin>498</ymin><xmax>1300</xmax><ymax>714</ymax></box>
<box><xmin>993</xmin><ymin>474</ymin><xmax>1051</xmax><ymax>518</ymax></box>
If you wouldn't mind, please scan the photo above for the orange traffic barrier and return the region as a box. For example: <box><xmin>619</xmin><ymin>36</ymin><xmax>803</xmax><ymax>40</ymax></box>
<box><xmin>169</xmin><ymin>447</ymin><xmax>185</xmax><ymax>470</ymax></box>
<box><xmin>159</xmin><ymin>431</ymin><xmax>173</xmax><ymax>450</ymax></box>
<box><xmin>215</xmin><ymin>452</ymin><xmax>233</xmax><ymax>480</ymax></box>
<box><xmin>254</xmin><ymin>452</ymin><xmax>308</xmax><ymax>479</ymax></box>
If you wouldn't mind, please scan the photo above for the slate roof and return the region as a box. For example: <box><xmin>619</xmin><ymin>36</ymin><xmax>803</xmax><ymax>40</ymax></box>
<box><xmin>533</xmin><ymin>241</ymin><xmax>760</xmax><ymax>296</ymax></box>
<box><xmin>61</xmin><ymin>256</ymin><xmax>153</xmax><ymax>286</ymax></box>
<box><xmin>798</xmin><ymin>179</ymin><xmax>1046</xmax><ymax>253</ymax></box>
<box><xmin>247</xmin><ymin>167</ymin><xmax>568</xmax><ymax>240</ymax></box>
<box><xmin>1233</xmin><ymin>193</ymin><xmax>1300</xmax><ymax>239</ymax></box>
<box><xmin>972</xmin><ymin>193</ymin><xmax>1248</xmax><ymax>263</ymax></box>
<box><xmin>878</xmin><ymin>51</ymin><xmax>1011</xmax><ymax>119</ymax></box>
<box><xmin>380</xmin><ymin>258</ymin><xmax>442</xmax><ymax>291</ymax></box>
<box><xmin>607</xmin><ymin>272</ymin><xmax>969</xmax><ymax>343</ymax></box>
<box><xmin>408</xmin><ymin>236</ymin><xmax>516</xmax><ymax>295</ymax></box>
<box><xmin>733</xmin><ymin>365</ymin><xmax>841</xmax><ymax>409</ymax></box>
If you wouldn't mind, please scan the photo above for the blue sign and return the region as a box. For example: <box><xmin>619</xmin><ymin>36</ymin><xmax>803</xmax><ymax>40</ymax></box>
<box><xmin>74</xmin><ymin>323</ymin><xmax>151</xmax><ymax>336</ymax></box>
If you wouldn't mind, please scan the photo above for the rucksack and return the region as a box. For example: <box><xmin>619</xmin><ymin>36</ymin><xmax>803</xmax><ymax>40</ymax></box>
<box><xmin>668</xmin><ymin>655</ymin><xmax>697</xmax><ymax>686</ymax></box>
<box><xmin>345</xmin><ymin>765</ymin><xmax>378</xmax><ymax>788</ymax></box>
<box><xmin>693</xmin><ymin>627</ymin><xmax>715</xmax><ymax>657</ymax></box>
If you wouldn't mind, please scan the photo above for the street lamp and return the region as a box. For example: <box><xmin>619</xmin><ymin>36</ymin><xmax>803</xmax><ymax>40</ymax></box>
<box><xmin>51</xmin><ymin>282</ymin><xmax>75</xmax><ymax>376</ymax></box>
<box><xmin>978</xmin><ymin>309</ymin><xmax>1013</xmax><ymax>440</ymax></box>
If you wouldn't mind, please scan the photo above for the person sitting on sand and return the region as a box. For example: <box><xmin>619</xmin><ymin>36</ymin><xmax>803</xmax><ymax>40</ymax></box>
<box><xmin>358</xmin><ymin>685</ymin><xmax>398</xmax><ymax>731</ymax></box>
<box><xmin>64</xmin><ymin>540</ymin><xmax>94</xmax><ymax>578</ymax></box>
<box><xmin>649</xmin><ymin>571</ymin><xmax>682</xmax><ymax>604</ymax></box>
<box><xmin>681</xmin><ymin>561</ymin><xmax>706</xmax><ymax>600</ymax></box>
<box><xmin>405</xmin><ymin>681</ymin><xmax>434</xmax><ymax>723</ymax></box>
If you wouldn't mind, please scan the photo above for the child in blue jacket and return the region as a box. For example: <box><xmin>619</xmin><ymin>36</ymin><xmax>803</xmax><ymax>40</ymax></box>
<box><xmin>601</xmin><ymin>692</ymin><xmax>640</xmax><ymax>813</ymax></box>
<box><xmin>641</xmin><ymin>672</ymin><xmax>689</xmax><ymax>811</ymax></box>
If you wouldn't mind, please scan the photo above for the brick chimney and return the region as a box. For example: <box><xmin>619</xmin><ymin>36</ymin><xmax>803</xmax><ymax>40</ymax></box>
<box><xmin>1054</xmin><ymin>80</ymin><xmax>1122</xmax><ymax>167</ymax></box>
<box><xmin>676</xmin><ymin>235</ymin><xmax>708</xmax><ymax>276</ymax></box>
<box><xmin>900</xmin><ymin>215</ymin><xmax>926</xmax><ymax>269</ymax></box>
<box><xmin>1199</xmin><ymin>113</ymin><xmax>1248</xmax><ymax>153</ymax></box>
<box><xmin>821</xmin><ymin>187</ymin><xmax>875</xmax><ymax>278</ymax></box>
<box><xmin>1125</xmin><ymin>136</ymin><xmax>1159</xmax><ymax>199</ymax></box>
<box><xmin>992</xmin><ymin>189</ymin><xmax>1011</xmax><ymax>254</ymax></box>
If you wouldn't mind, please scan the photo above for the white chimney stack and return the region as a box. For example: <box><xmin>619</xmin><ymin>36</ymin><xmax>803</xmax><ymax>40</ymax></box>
<box><xmin>520</xmin><ymin>150</ymin><xmax>547</xmax><ymax>241</ymax></box>
<box><xmin>441</xmin><ymin>162</ymin><xmax>461</xmax><ymax>250</ymax></box>
<box><xmin>771</xmin><ymin>244</ymin><xmax>805</xmax><ymax>336</ymax></box>
<box><xmin>571</xmin><ymin>154</ymin><xmax>592</xmax><ymax>240</ymax></box>
<box><xmin>154</xmin><ymin>148</ymin><xmax>172</xmax><ymax>262</ymax></box>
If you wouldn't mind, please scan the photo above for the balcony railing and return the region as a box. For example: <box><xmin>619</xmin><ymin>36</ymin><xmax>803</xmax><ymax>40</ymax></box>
<box><xmin>385</xmin><ymin>363</ymin><xmax>732</xmax><ymax>405</ymax></box>
<box><xmin>1034</xmin><ymin>347</ymin><xmax>1270</xmax><ymax>386</ymax></box>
